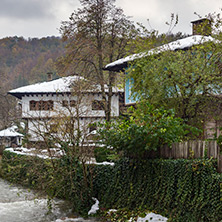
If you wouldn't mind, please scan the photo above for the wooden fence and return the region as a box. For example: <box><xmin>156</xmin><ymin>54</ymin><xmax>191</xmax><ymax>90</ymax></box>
<box><xmin>160</xmin><ymin>140</ymin><xmax>222</xmax><ymax>173</ymax></box>
<box><xmin>160</xmin><ymin>140</ymin><xmax>219</xmax><ymax>159</ymax></box>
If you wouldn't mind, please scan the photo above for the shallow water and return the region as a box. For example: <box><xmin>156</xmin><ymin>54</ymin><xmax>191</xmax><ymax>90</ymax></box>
<box><xmin>0</xmin><ymin>178</ymin><xmax>97</xmax><ymax>222</ymax></box>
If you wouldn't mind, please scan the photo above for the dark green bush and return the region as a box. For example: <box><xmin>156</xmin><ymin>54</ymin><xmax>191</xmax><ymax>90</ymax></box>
<box><xmin>93</xmin><ymin>158</ymin><xmax>222</xmax><ymax>222</ymax></box>
<box><xmin>94</xmin><ymin>147</ymin><xmax>119</xmax><ymax>162</ymax></box>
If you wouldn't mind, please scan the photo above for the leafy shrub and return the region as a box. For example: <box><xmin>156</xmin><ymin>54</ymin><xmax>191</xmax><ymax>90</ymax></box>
<box><xmin>94</xmin><ymin>147</ymin><xmax>110</xmax><ymax>162</ymax></box>
<box><xmin>94</xmin><ymin>147</ymin><xmax>119</xmax><ymax>162</ymax></box>
<box><xmin>98</xmin><ymin>101</ymin><xmax>200</xmax><ymax>158</ymax></box>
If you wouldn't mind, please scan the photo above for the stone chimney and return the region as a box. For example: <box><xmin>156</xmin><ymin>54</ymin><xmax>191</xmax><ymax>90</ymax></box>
<box><xmin>191</xmin><ymin>18</ymin><xmax>212</xmax><ymax>36</ymax></box>
<box><xmin>47</xmin><ymin>72</ymin><xmax>53</xmax><ymax>81</ymax></box>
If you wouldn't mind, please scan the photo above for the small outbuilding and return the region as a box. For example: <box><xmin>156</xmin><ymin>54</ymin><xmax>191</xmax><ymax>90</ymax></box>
<box><xmin>0</xmin><ymin>126</ymin><xmax>23</xmax><ymax>150</ymax></box>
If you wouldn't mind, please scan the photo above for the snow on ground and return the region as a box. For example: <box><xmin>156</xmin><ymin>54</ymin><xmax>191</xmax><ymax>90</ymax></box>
<box><xmin>85</xmin><ymin>159</ymin><xmax>115</xmax><ymax>166</ymax></box>
<box><xmin>136</xmin><ymin>212</ymin><xmax>168</xmax><ymax>222</ymax></box>
<box><xmin>5</xmin><ymin>147</ymin><xmax>61</xmax><ymax>159</ymax></box>
<box><xmin>55</xmin><ymin>209</ymin><xmax>168</xmax><ymax>222</ymax></box>
<box><xmin>5</xmin><ymin>147</ymin><xmax>115</xmax><ymax>166</ymax></box>
<box><xmin>88</xmin><ymin>200</ymin><xmax>168</xmax><ymax>221</ymax></box>
<box><xmin>55</xmin><ymin>217</ymin><xmax>96</xmax><ymax>222</ymax></box>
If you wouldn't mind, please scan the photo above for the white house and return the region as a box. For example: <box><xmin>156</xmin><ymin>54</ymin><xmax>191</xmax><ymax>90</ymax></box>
<box><xmin>8</xmin><ymin>75</ymin><xmax>123</xmax><ymax>145</ymax></box>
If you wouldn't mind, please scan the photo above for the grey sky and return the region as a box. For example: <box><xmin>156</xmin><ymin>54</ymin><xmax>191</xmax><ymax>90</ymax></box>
<box><xmin>0</xmin><ymin>0</ymin><xmax>221</xmax><ymax>38</ymax></box>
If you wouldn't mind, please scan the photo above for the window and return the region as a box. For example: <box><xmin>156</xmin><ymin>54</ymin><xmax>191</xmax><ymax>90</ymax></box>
<box><xmin>92</xmin><ymin>100</ymin><xmax>104</xmax><ymax>110</ymax></box>
<box><xmin>30</xmin><ymin>100</ymin><xmax>37</xmax><ymax>110</ymax></box>
<box><xmin>70</xmin><ymin>100</ymin><xmax>76</xmax><ymax>107</ymax></box>
<box><xmin>46</xmin><ymin>100</ymin><xmax>54</xmax><ymax>110</ymax></box>
<box><xmin>62</xmin><ymin>100</ymin><xmax>68</xmax><ymax>107</ymax></box>
<box><xmin>29</xmin><ymin>100</ymin><xmax>54</xmax><ymax>111</ymax></box>
<box><xmin>62</xmin><ymin>100</ymin><xmax>76</xmax><ymax>107</ymax></box>
<box><xmin>38</xmin><ymin>100</ymin><xmax>45</xmax><ymax>110</ymax></box>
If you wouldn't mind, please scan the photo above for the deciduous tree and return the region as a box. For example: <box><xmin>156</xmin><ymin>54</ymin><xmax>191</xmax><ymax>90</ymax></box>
<box><xmin>128</xmin><ymin>15</ymin><xmax>222</xmax><ymax>129</ymax></box>
<box><xmin>58</xmin><ymin>0</ymin><xmax>139</xmax><ymax>120</ymax></box>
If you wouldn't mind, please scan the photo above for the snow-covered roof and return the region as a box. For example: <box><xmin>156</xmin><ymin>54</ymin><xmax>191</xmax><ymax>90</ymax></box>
<box><xmin>8</xmin><ymin>75</ymin><xmax>123</xmax><ymax>99</ymax></box>
<box><xmin>9</xmin><ymin>76</ymin><xmax>82</xmax><ymax>96</ymax></box>
<box><xmin>0</xmin><ymin>126</ymin><xmax>23</xmax><ymax>137</ymax></box>
<box><xmin>105</xmin><ymin>35</ymin><xmax>216</xmax><ymax>71</ymax></box>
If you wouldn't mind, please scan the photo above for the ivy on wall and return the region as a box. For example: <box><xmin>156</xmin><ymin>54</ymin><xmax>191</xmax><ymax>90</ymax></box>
<box><xmin>93</xmin><ymin>158</ymin><xmax>222</xmax><ymax>221</ymax></box>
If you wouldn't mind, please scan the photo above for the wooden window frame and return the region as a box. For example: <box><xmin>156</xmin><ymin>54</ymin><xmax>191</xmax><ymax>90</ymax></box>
<box><xmin>30</xmin><ymin>100</ymin><xmax>37</xmax><ymax>110</ymax></box>
<box><xmin>70</xmin><ymin>100</ymin><xmax>76</xmax><ymax>107</ymax></box>
<box><xmin>29</xmin><ymin>100</ymin><xmax>54</xmax><ymax>111</ymax></box>
<box><xmin>92</xmin><ymin>100</ymin><xmax>105</xmax><ymax>110</ymax></box>
<box><xmin>62</xmin><ymin>100</ymin><xmax>68</xmax><ymax>107</ymax></box>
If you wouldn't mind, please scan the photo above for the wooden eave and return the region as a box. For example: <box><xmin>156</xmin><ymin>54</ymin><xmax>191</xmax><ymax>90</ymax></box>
<box><xmin>23</xmin><ymin>116</ymin><xmax>106</xmax><ymax>120</ymax></box>
<box><xmin>8</xmin><ymin>91</ymin><xmax>121</xmax><ymax>99</ymax></box>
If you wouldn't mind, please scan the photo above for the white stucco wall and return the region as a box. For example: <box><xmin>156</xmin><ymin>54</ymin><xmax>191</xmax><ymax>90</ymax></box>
<box><xmin>21</xmin><ymin>92</ymin><xmax>119</xmax><ymax>142</ymax></box>
<box><xmin>27</xmin><ymin>117</ymin><xmax>105</xmax><ymax>142</ymax></box>
<box><xmin>21</xmin><ymin>93</ymin><xmax>119</xmax><ymax>119</ymax></box>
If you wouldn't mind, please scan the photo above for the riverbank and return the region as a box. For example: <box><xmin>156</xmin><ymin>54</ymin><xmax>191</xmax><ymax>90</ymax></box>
<box><xmin>0</xmin><ymin>178</ymin><xmax>89</xmax><ymax>222</ymax></box>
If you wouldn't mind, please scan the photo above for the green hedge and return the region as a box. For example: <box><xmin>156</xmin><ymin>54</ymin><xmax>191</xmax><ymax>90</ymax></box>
<box><xmin>1</xmin><ymin>150</ymin><xmax>222</xmax><ymax>221</ymax></box>
<box><xmin>93</xmin><ymin>158</ymin><xmax>222</xmax><ymax>221</ymax></box>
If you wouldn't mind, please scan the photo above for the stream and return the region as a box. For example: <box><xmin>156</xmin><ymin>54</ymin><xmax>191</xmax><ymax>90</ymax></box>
<box><xmin>0</xmin><ymin>178</ymin><xmax>97</xmax><ymax>222</ymax></box>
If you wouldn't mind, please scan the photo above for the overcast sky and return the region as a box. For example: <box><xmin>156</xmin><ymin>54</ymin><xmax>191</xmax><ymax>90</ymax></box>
<box><xmin>0</xmin><ymin>0</ymin><xmax>221</xmax><ymax>39</ymax></box>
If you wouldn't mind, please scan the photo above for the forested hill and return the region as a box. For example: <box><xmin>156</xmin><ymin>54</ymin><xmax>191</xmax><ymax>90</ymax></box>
<box><xmin>0</xmin><ymin>33</ymin><xmax>188</xmax><ymax>93</ymax></box>
<box><xmin>0</xmin><ymin>36</ymin><xmax>65</xmax><ymax>92</ymax></box>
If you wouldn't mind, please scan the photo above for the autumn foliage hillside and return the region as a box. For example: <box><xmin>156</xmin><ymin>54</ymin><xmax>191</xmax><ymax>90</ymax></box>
<box><xmin>0</xmin><ymin>36</ymin><xmax>65</xmax><ymax>91</ymax></box>
<box><xmin>0</xmin><ymin>36</ymin><xmax>65</xmax><ymax>129</ymax></box>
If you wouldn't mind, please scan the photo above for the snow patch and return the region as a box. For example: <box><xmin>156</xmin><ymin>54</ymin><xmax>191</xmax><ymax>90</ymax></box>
<box><xmin>136</xmin><ymin>212</ymin><xmax>168</xmax><ymax>222</ymax></box>
<box><xmin>85</xmin><ymin>159</ymin><xmax>115</xmax><ymax>166</ymax></box>
<box><xmin>88</xmin><ymin>198</ymin><xmax>99</xmax><ymax>215</ymax></box>
<box><xmin>9</xmin><ymin>76</ymin><xmax>83</xmax><ymax>94</ymax></box>
<box><xmin>54</xmin><ymin>217</ymin><xmax>90</xmax><ymax>222</ymax></box>
<box><xmin>5</xmin><ymin>147</ymin><xmax>114</xmax><ymax>166</ymax></box>
<box><xmin>4</xmin><ymin>147</ymin><xmax>61</xmax><ymax>159</ymax></box>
